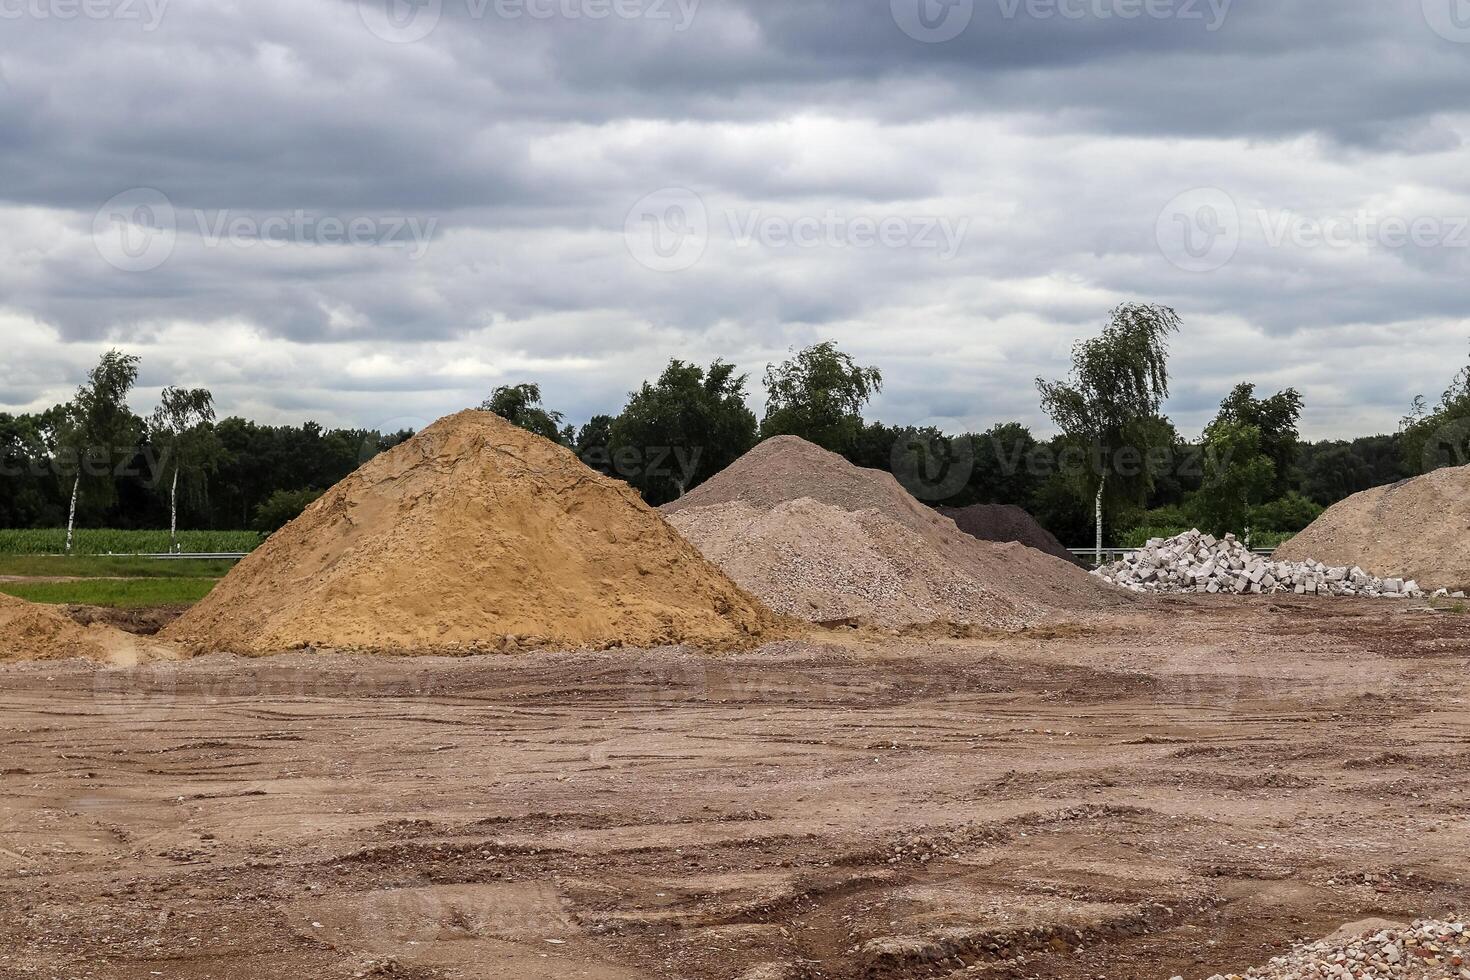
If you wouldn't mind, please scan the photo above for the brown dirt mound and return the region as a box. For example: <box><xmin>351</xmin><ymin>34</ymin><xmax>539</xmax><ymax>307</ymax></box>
<box><xmin>937</xmin><ymin>503</ymin><xmax>1078</xmax><ymax>564</ymax></box>
<box><xmin>0</xmin><ymin>594</ymin><xmax>178</xmax><ymax>665</ymax></box>
<box><xmin>63</xmin><ymin>604</ymin><xmax>187</xmax><ymax>636</ymax></box>
<box><xmin>163</xmin><ymin>410</ymin><xmax>790</xmax><ymax>656</ymax></box>
<box><xmin>1276</xmin><ymin>465</ymin><xmax>1470</xmax><ymax>589</ymax></box>
<box><xmin>663</xmin><ymin>437</ymin><xmax>1129</xmax><ymax>627</ymax></box>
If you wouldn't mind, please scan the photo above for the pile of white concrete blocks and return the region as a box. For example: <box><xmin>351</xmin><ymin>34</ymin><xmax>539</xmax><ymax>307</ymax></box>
<box><xmin>1094</xmin><ymin>529</ymin><xmax>1465</xmax><ymax>600</ymax></box>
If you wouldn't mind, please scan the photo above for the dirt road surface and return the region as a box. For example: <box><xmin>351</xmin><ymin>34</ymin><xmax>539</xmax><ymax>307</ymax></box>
<box><xmin>1</xmin><ymin>597</ymin><xmax>1467</xmax><ymax>980</ymax></box>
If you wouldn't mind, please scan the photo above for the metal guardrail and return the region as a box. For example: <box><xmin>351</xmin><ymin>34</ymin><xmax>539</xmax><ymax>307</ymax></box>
<box><xmin>1069</xmin><ymin>546</ymin><xmax>1277</xmax><ymax>566</ymax></box>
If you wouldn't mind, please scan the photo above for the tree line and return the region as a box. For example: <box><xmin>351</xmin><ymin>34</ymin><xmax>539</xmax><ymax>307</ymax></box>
<box><xmin>0</xmin><ymin>306</ymin><xmax>1462</xmax><ymax>550</ymax></box>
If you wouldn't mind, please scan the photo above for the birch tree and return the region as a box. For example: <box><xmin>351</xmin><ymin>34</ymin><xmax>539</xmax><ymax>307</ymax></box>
<box><xmin>1037</xmin><ymin>304</ymin><xmax>1179</xmax><ymax>566</ymax></box>
<box><xmin>150</xmin><ymin>386</ymin><xmax>220</xmax><ymax>552</ymax></box>
<box><xmin>57</xmin><ymin>350</ymin><xmax>141</xmax><ymax>553</ymax></box>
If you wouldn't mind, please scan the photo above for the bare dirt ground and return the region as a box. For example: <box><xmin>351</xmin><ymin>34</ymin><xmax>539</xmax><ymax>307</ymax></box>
<box><xmin>1</xmin><ymin>596</ymin><xmax>1467</xmax><ymax>980</ymax></box>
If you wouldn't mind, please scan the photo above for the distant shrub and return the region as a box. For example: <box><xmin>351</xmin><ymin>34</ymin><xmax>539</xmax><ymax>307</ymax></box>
<box><xmin>252</xmin><ymin>489</ymin><xmax>325</xmax><ymax>534</ymax></box>
<box><xmin>1249</xmin><ymin>492</ymin><xmax>1323</xmax><ymax>533</ymax></box>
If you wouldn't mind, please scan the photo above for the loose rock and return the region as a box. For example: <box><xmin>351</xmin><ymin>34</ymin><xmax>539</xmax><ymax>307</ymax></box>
<box><xmin>1094</xmin><ymin>529</ymin><xmax>1464</xmax><ymax>601</ymax></box>
<box><xmin>1195</xmin><ymin>917</ymin><xmax>1468</xmax><ymax>979</ymax></box>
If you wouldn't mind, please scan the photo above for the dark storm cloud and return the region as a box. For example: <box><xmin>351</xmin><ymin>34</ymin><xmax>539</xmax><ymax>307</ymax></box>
<box><xmin>1</xmin><ymin>0</ymin><xmax>1469</xmax><ymax>437</ymax></box>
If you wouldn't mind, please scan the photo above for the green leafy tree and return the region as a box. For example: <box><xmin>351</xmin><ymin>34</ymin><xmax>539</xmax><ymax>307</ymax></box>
<box><xmin>481</xmin><ymin>383</ymin><xmax>566</xmax><ymax>443</ymax></box>
<box><xmin>572</xmin><ymin>414</ymin><xmax>615</xmax><ymax>475</ymax></box>
<box><xmin>609</xmin><ymin>359</ymin><xmax>758</xmax><ymax>504</ymax></box>
<box><xmin>1250</xmin><ymin>491</ymin><xmax>1323</xmax><ymax>533</ymax></box>
<box><xmin>150</xmin><ymin>386</ymin><xmax>221</xmax><ymax>551</ymax></box>
<box><xmin>1029</xmin><ymin>453</ymin><xmax>1096</xmax><ymax>547</ymax></box>
<box><xmin>970</xmin><ymin>422</ymin><xmax>1043</xmax><ymax>506</ymax></box>
<box><xmin>0</xmin><ymin>414</ymin><xmax>55</xmax><ymax>527</ymax></box>
<box><xmin>57</xmin><ymin>350</ymin><xmax>142</xmax><ymax>552</ymax></box>
<box><xmin>1209</xmin><ymin>383</ymin><xmax>1303</xmax><ymax>497</ymax></box>
<box><xmin>253</xmin><ymin>488</ymin><xmax>324</xmax><ymax>534</ymax></box>
<box><xmin>1194</xmin><ymin>420</ymin><xmax>1276</xmax><ymax>540</ymax></box>
<box><xmin>1036</xmin><ymin>303</ymin><xmax>1180</xmax><ymax>564</ymax></box>
<box><xmin>760</xmin><ymin>341</ymin><xmax>882</xmax><ymax>454</ymax></box>
<box><xmin>1298</xmin><ymin>435</ymin><xmax>1404</xmax><ymax>506</ymax></box>
<box><xmin>1191</xmin><ymin>383</ymin><xmax>1303</xmax><ymax>542</ymax></box>
<box><xmin>1401</xmin><ymin>350</ymin><xmax>1470</xmax><ymax>474</ymax></box>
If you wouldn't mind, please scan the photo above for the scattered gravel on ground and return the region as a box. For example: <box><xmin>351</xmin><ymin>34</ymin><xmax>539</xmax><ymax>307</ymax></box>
<box><xmin>1185</xmin><ymin>918</ymin><xmax>1469</xmax><ymax>980</ymax></box>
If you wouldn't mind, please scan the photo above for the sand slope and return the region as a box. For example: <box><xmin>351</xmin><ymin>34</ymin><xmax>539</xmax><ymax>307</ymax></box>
<box><xmin>164</xmin><ymin>410</ymin><xmax>788</xmax><ymax>655</ymax></box>
<box><xmin>0</xmin><ymin>594</ymin><xmax>178</xmax><ymax>665</ymax></box>
<box><xmin>664</xmin><ymin>437</ymin><xmax>1128</xmax><ymax>627</ymax></box>
<box><xmin>1276</xmin><ymin>465</ymin><xmax>1470</xmax><ymax>589</ymax></box>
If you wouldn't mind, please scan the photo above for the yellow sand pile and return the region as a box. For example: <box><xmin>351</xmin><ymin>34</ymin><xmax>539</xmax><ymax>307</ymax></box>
<box><xmin>1277</xmin><ymin>464</ymin><xmax>1470</xmax><ymax>589</ymax></box>
<box><xmin>0</xmin><ymin>593</ymin><xmax>178</xmax><ymax>665</ymax></box>
<box><xmin>163</xmin><ymin>410</ymin><xmax>788</xmax><ymax>655</ymax></box>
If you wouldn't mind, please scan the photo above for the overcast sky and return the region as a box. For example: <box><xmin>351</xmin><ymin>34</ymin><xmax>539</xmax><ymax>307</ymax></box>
<box><xmin>2</xmin><ymin>0</ymin><xmax>1469</xmax><ymax>441</ymax></box>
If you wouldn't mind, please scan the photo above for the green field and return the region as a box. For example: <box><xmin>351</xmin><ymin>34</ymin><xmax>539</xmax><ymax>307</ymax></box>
<box><xmin>0</xmin><ymin>553</ymin><xmax>237</xmax><ymax>607</ymax></box>
<box><xmin>0</xmin><ymin>555</ymin><xmax>239</xmax><ymax>579</ymax></box>
<box><xmin>0</xmin><ymin>528</ymin><xmax>262</xmax><ymax>555</ymax></box>
<box><xmin>0</xmin><ymin>577</ymin><xmax>219</xmax><ymax>608</ymax></box>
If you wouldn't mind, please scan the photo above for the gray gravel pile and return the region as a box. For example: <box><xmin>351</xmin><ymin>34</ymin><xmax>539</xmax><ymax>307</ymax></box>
<box><xmin>665</xmin><ymin>498</ymin><xmax>1030</xmax><ymax>628</ymax></box>
<box><xmin>1096</xmin><ymin>529</ymin><xmax>1467</xmax><ymax>600</ymax></box>
<box><xmin>663</xmin><ymin>436</ymin><xmax>1132</xmax><ymax>629</ymax></box>
<box><xmin>1186</xmin><ymin>918</ymin><xmax>1469</xmax><ymax>980</ymax></box>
